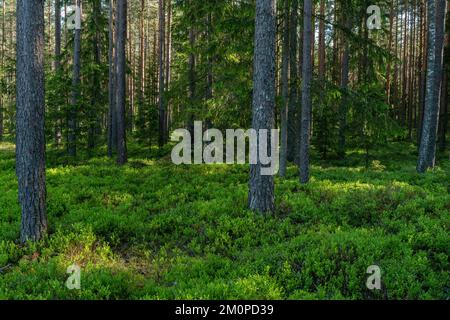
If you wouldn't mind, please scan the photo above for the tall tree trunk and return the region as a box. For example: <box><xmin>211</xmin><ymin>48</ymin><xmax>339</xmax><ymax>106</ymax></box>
<box><xmin>386</xmin><ymin>0</ymin><xmax>394</xmax><ymax>104</ymax></box>
<box><xmin>127</xmin><ymin>20</ymin><xmax>134</xmax><ymax>132</ymax></box>
<box><xmin>287</xmin><ymin>0</ymin><xmax>298</xmax><ymax>163</ymax></box>
<box><xmin>158</xmin><ymin>0</ymin><xmax>166</xmax><ymax>147</ymax></box>
<box><xmin>116</xmin><ymin>0</ymin><xmax>128</xmax><ymax>165</ymax></box>
<box><xmin>393</xmin><ymin>0</ymin><xmax>400</xmax><ymax>113</ymax></box>
<box><xmin>408</xmin><ymin>1</ymin><xmax>416</xmax><ymax>139</ymax></box>
<box><xmin>125</xmin><ymin>22</ymin><xmax>132</xmax><ymax>132</ymax></box>
<box><xmin>299</xmin><ymin>0</ymin><xmax>312</xmax><ymax>184</ymax></box>
<box><xmin>108</xmin><ymin>0</ymin><xmax>117</xmax><ymax>156</ymax></box>
<box><xmin>402</xmin><ymin>0</ymin><xmax>409</xmax><ymax>126</ymax></box>
<box><xmin>279</xmin><ymin>0</ymin><xmax>290</xmax><ymax>177</ymax></box>
<box><xmin>438</xmin><ymin>1</ymin><xmax>449</xmax><ymax>151</ymax></box>
<box><xmin>418</xmin><ymin>0</ymin><xmax>428</xmax><ymax>145</ymax></box>
<box><xmin>338</xmin><ymin>5</ymin><xmax>350</xmax><ymax>159</ymax></box>
<box><xmin>417</xmin><ymin>0</ymin><xmax>447</xmax><ymax>172</ymax></box>
<box><xmin>318</xmin><ymin>0</ymin><xmax>325</xmax><ymax>80</ymax></box>
<box><xmin>205</xmin><ymin>12</ymin><xmax>213</xmax><ymax>129</ymax></box>
<box><xmin>0</xmin><ymin>0</ymin><xmax>5</xmax><ymax>141</ymax></box>
<box><xmin>317</xmin><ymin>0</ymin><xmax>326</xmax><ymax>159</ymax></box>
<box><xmin>68</xmin><ymin>0</ymin><xmax>82</xmax><ymax>157</ymax></box>
<box><xmin>137</xmin><ymin>0</ymin><xmax>145</xmax><ymax>133</ymax></box>
<box><xmin>310</xmin><ymin>2</ymin><xmax>315</xmax><ymax>75</ymax></box>
<box><xmin>165</xmin><ymin>0</ymin><xmax>172</xmax><ymax>131</ymax></box>
<box><xmin>88</xmin><ymin>0</ymin><xmax>101</xmax><ymax>151</ymax></box>
<box><xmin>54</xmin><ymin>0</ymin><xmax>62</xmax><ymax>146</ymax></box>
<box><xmin>249</xmin><ymin>0</ymin><xmax>276</xmax><ymax>213</ymax></box>
<box><xmin>332</xmin><ymin>2</ymin><xmax>341</xmax><ymax>84</ymax></box>
<box><xmin>411</xmin><ymin>0</ymin><xmax>419</xmax><ymax>138</ymax></box>
<box><xmin>54</xmin><ymin>0</ymin><xmax>61</xmax><ymax>71</ymax></box>
<box><xmin>188</xmin><ymin>26</ymin><xmax>196</xmax><ymax>135</ymax></box>
<box><xmin>16</xmin><ymin>0</ymin><xmax>47</xmax><ymax>242</ymax></box>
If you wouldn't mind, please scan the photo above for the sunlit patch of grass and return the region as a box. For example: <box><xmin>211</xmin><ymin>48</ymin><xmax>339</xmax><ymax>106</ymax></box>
<box><xmin>0</xmin><ymin>142</ymin><xmax>15</xmax><ymax>152</ymax></box>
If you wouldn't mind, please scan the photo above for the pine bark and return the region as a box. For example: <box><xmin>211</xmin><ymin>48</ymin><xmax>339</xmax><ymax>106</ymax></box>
<box><xmin>68</xmin><ymin>0</ymin><xmax>82</xmax><ymax>157</ymax></box>
<box><xmin>88</xmin><ymin>0</ymin><xmax>101</xmax><ymax>151</ymax></box>
<box><xmin>386</xmin><ymin>0</ymin><xmax>394</xmax><ymax>104</ymax></box>
<box><xmin>165</xmin><ymin>0</ymin><xmax>172</xmax><ymax>130</ymax></box>
<box><xmin>338</xmin><ymin>6</ymin><xmax>350</xmax><ymax>159</ymax></box>
<box><xmin>417</xmin><ymin>0</ymin><xmax>447</xmax><ymax>172</ymax></box>
<box><xmin>438</xmin><ymin>2</ymin><xmax>449</xmax><ymax>151</ymax></box>
<box><xmin>16</xmin><ymin>0</ymin><xmax>47</xmax><ymax>242</ymax></box>
<box><xmin>54</xmin><ymin>0</ymin><xmax>62</xmax><ymax>146</ymax></box>
<box><xmin>108</xmin><ymin>0</ymin><xmax>118</xmax><ymax>156</ymax></box>
<box><xmin>287</xmin><ymin>0</ymin><xmax>298</xmax><ymax>163</ymax></box>
<box><xmin>137</xmin><ymin>0</ymin><xmax>145</xmax><ymax>133</ymax></box>
<box><xmin>158</xmin><ymin>0</ymin><xmax>166</xmax><ymax>147</ymax></box>
<box><xmin>0</xmin><ymin>0</ymin><xmax>5</xmax><ymax>141</ymax></box>
<box><xmin>249</xmin><ymin>0</ymin><xmax>276</xmax><ymax>213</ymax></box>
<box><xmin>116</xmin><ymin>0</ymin><xmax>128</xmax><ymax>165</ymax></box>
<box><xmin>279</xmin><ymin>0</ymin><xmax>290</xmax><ymax>177</ymax></box>
<box><xmin>299</xmin><ymin>0</ymin><xmax>312</xmax><ymax>184</ymax></box>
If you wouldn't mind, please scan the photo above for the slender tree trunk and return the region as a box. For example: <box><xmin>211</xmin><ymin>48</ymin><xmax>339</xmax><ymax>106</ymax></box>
<box><xmin>318</xmin><ymin>0</ymin><xmax>325</xmax><ymax>80</ymax></box>
<box><xmin>137</xmin><ymin>0</ymin><xmax>145</xmax><ymax>133</ymax></box>
<box><xmin>417</xmin><ymin>0</ymin><xmax>447</xmax><ymax>172</ymax></box>
<box><xmin>127</xmin><ymin>20</ymin><xmax>134</xmax><ymax>132</ymax></box>
<box><xmin>408</xmin><ymin>1</ymin><xmax>416</xmax><ymax>139</ymax></box>
<box><xmin>279</xmin><ymin>0</ymin><xmax>290</xmax><ymax>177</ymax></box>
<box><xmin>158</xmin><ymin>0</ymin><xmax>166</xmax><ymax>147</ymax></box>
<box><xmin>393</xmin><ymin>0</ymin><xmax>400</xmax><ymax>113</ymax></box>
<box><xmin>310</xmin><ymin>2</ymin><xmax>315</xmax><ymax>139</ymax></box>
<box><xmin>125</xmin><ymin>22</ymin><xmax>132</xmax><ymax>132</ymax></box>
<box><xmin>338</xmin><ymin>6</ymin><xmax>350</xmax><ymax>159</ymax></box>
<box><xmin>153</xmin><ymin>27</ymin><xmax>158</xmax><ymax>111</ymax></box>
<box><xmin>402</xmin><ymin>0</ymin><xmax>409</xmax><ymax>126</ymax></box>
<box><xmin>332</xmin><ymin>2</ymin><xmax>340</xmax><ymax>84</ymax></box>
<box><xmin>68</xmin><ymin>0</ymin><xmax>82</xmax><ymax>157</ymax></box>
<box><xmin>108</xmin><ymin>0</ymin><xmax>117</xmax><ymax>156</ymax></box>
<box><xmin>0</xmin><ymin>0</ymin><xmax>5</xmax><ymax>141</ymax></box>
<box><xmin>205</xmin><ymin>12</ymin><xmax>213</xmax><ymax>129</ymax></box>
<box><xmin>418</xmin><ymin>0</ymin><xmax>428</xmax><ymax>144</ymax></box>
<box><xmin>188</xmin><ymin>25</ymin><xmax>196</xmax><ymax>135</ymax></box>
<box><xmin>439</xmin><ymin>57</ymin><xmax>448</xmax><ymax>150</ymax></box>
<box><xmin>165</xmin><ymin>0</ymin><xmax>172</xmax><ymax>131</ymax></box>
<box><xmin>386</xmin><ymin>0</ymin><xmax>394</xmax><ymax>104</ymax></box>
<box><xmin>88</xmin><ymin>0</ymin><xmax>101</xmax><ymax>151</ymax></box>
<box><xmin>16</xmin><ymin>0</ymin><xmax>47</xmax><ymax>242</ymax></box>
<box><xmin>249</xmin><ymin>0</ymin><xmax>276</xmax><ymax>213</ymax></box>
<box><xmin>299</xmin><ymin>0</ymin><xmax>312</xmax><ymax>184</ymax></box>
<box><xmin>317</xmin><ymin>0</ymin><xmax>326</xmax><ymax>159</ymax></box>
<box><xmin>438</xmin><ymin>1</ymin><xmax>449</xmax><ymax>151</ymax></box>
<box><xmin>287</xmin><ymin>0</ymin><xmax>298</xmax><ymax>163</ymax></box>
<box><xmin>116</xmin><ymin>0</ymin><xmax>128</xmax><ymax>165</ymax></box>
<box><xmin>311</xmin><ymin>2</ymin><xmax>315</xmax><ymax>75</ymax></box>
<box><xmin>54</xmin><ymin>0</ymin><xmax>62</xmax><ymax>146</ymax></box>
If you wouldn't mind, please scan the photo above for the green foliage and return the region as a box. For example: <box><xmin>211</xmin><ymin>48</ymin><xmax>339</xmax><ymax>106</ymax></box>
<box><xmin>170</xmin><ymin>0</ymin><xmax>254</xmax><ymax>130</ymax></box>
<box><xmin>45</xmin><ymin>0</ymin><xmax>109</xmax><ymax>150</ymax></box>
<box><xmin>0</xmin><ymin>140</ymin><xmax>448</xmax><ymax>299</ymax></box>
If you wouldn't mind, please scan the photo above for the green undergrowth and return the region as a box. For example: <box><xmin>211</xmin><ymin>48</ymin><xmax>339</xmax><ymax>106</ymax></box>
<box><xmin>0</xmin><ymin>140</ymin><xmax>449</xmax><ymax>299</ymax></box>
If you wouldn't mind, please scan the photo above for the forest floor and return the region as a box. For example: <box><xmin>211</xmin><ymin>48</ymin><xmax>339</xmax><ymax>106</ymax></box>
<box><xmin>0</xmin><ymin>139</ymin><xmax>449</xmax><ymax>299</ymax></box>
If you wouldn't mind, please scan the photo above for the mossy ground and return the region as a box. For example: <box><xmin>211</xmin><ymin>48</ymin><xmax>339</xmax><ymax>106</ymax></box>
<box><xmin>0</xmin><ymin>139</ymin><xmax>449</xmax><ymax>299</ymax></box>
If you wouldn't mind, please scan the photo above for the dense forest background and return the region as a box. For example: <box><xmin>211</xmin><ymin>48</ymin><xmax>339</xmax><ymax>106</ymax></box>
<box><xmin>0</xmin><ymin>0</ymin><xmax>448</xmax><ymax>160</ymax></box>
<box><xmin>0</xmin><ymin>0</ymin><xmax>449</xmax><ymax>300</ymax></box>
